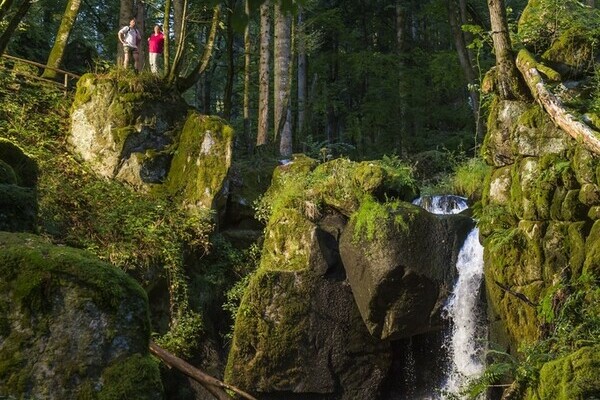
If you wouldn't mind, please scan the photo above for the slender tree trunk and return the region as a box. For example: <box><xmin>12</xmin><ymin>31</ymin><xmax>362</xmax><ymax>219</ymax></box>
<box><xmin>135</xmin><ymin>0</ymin><xmax>145</xmax><ymax>71</ymax></box>
<box><xmin>487</xmin><ymin>0</ymin><xmax>527</xmax><ymax>100</ymax></box>
<box><xmin>297</xmin><ymin>8</ymin><xmax>307</xmax><ymax>139</ymax></box>
<box><xmin>243</xmin><ymin>0</ymin><xmax>251</xmax><ymax>150</ymax></box>
<box><xmin>256</xmin><ymin>1</ymin><xmax>271</xmax><ymax>146</ymax></box>
<box><xmin>163</xmin><ymin>0</ymin><xmax>171</xmax><ymax>72</ymax></box>
<box><xmin>223</xmin><ymin>0</ymin><xmax>236</xmax><ymax>120</ymax></box>
<box><xmin>176</xmin><ymin>5</ymin><xmax>220</xmax><ymax>92</ymax></box>
<box><xmin>448</xmin><ymin>0</ymin><xmax>483</xmax><ymax>142</ymax></box>
<box><xmin>168</xmin><ymin>0</ymin><xmax>189</xmax><ymax>84</ymax></box>
<box><xmin>173</xmin><ymin>0</ymin><xmax>184</xmax><ymax>51</ymax></box>
<box><xmin>396</xmin><ymin>1</ymin><xmax>407</xmax><ymax>155</ymax></box>
<box><xmin>0</xmin><ymin>0</ymin><xmax>15</xmax><ymax>22</ymax></box>
<box><xmin>117</xmin><ymin>0</ymin><xmax>134</xmax><ymax>65</ymax></box>
<box><xmin>274</xmin><ymin>2</ymin><xmax>292</xmax><ymax>157</ymax></box>
<box><xmin>0</xmin><ymin>0</ymin><xmax>32</xmax><ymax>57</ymax></box>
<box><xmin>587</xmin><ymin>0</ymin><xmax>595</xmax><ymax>7</ymax></box>
<box><xmin>42</xmin><ymin>0</ymin><xmax>82</xmax><ymax>79</ymax></box>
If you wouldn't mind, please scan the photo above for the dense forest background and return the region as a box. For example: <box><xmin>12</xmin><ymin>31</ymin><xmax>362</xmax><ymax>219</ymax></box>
<box><xmin>1</xmin><ymin>0</ymin><xmax>539</xmax><ymax>161</ymax></box>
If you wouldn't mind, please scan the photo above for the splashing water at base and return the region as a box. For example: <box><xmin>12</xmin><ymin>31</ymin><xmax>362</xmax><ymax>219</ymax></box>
<box><xmin>443</xmin><ymin>228</ymin><xmax>486</xmax><ymax>396</ymax></box>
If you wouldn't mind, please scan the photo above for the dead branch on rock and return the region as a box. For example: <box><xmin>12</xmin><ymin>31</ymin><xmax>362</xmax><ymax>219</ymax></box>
<box><xmin>494</xmin><ymin>280</ymin><xmax>538</xmax><ymax>308</ymax></box>
<box><xmin>149</xmin><ymin>341</ymin><xmax>257</xmax><ymax>400</ymax></box>
<box><xmin>516</xmin><ymin>48</ymin><xmax>600</xmax><ymax>155</ymax></box>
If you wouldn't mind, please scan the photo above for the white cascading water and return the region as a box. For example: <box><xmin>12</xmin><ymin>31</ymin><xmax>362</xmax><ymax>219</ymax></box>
<box><xmin>412</xmin><ymin>195</ymin><xmax>486</xmax><ymax>399</ymax></box>
<box><xmin>442</xmin><ymin>228</ymin><xmax>486</xmax><ymax>397</ymax></box>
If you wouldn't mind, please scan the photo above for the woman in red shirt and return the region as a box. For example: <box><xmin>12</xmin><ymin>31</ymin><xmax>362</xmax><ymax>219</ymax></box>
<box><xmin>148</xmin><ymin>25</ymin><xmax>165</xmax><ymax>75</ymax></box>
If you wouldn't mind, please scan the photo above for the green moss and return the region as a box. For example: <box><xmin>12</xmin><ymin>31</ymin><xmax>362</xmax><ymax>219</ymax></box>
<box><xmin>165</xmin><ymin>113</ymin><xmax>234</xmax><ymax>211</ymax></box>
<box><xmin>572</xmin><ymin>146</ymin><xmax>597</xmax><ymax>185</ymax></box>
<box><xmin>568</xmin><ymin>222</ymin><xmax>588</xmax><ymax>279</ymax></box>
<box><xmin>224</xmin><ymin>269</ymin><xmax>313</xmax><ymax>390</ymax></box>
<box><xmin>562</xmin><ymin>190</ymin><xmax>588</xmax><ymax>221</ymax></box>
<box><xmin>578</xmin><ymin>183</ymin><xmax>600</xmax><ymax>206</ymax></box>
<box><xmin>531</xmin><ymin>346</ymin><xmax>600</xmax><ymax>400</ymax></box>
<box><xmin>584</xmin><ymin>220</ymin><xmax>600</xmax><ymax>278</ymax></box>
<box><xmin>518</xmin><ymin>104</ymin><xmax>548</xmax><ymax>130</ymax></box>
<box><xmin>98</xmin><ymin>354</ymin><xmax>163</xmax><ymax>400</ymax></box>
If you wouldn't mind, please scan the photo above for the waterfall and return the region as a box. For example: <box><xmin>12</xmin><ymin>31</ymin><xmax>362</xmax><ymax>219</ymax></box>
<box><xmin>411</xmin><ymin>195</ymin><xmax>486</xmax><ymax>399</ymax></box>
<box><xmin>442</xmin><ymin>228</ymin><xmax>486</xmax><ymax>397</ymax></box>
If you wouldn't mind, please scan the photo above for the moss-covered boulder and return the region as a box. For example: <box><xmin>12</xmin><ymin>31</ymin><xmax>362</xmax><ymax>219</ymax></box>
<box><xmin>513</xmin><ymin>105</ymin><xmax>570</xmax><ymax>157</ymax></box>
<box><xmin>542</xmin><ymin>27</ymin><xmax>599</xmax><ymax>78</ymax></box>
<box><xmin>525</xmin><ymin>346</ymin><xmax>600</xmax><ymax>400</ymax></box>
<box><xmin>70</xmin><ymin>73</ymin><xmax>188</xmax><ymax>189</ymax></box>
<box><xmin>165</xmin><ymin>113</ymin><xmax>234</xmax><ymax>215</ymax></box>
<box><xmin>0</xmin><ymin>139</ymin><xmax>38</xmax><ymax>232</ymax></box>
<box><xmin>482</xmin><ymin>99</ymin><xmax>528</xmax><ymax>167</ymax></box>
<box><xmin>340</xmin><ymin>200</ymin><xmax>474</xmax><ymax>340</ymax></box>
<box><xmin>0</xmin><ymin>232</ymin><xmax>163</xmax><ymax>399</ymax></box>
<box><xmin>225</xmin><ymin>210</ymin><xmax>391</xmax><ymax>399</ymax></box>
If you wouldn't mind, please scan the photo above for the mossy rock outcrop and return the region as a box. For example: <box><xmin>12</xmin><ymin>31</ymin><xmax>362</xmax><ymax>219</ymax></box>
<box><xmin>70</xmin><ymin>73</ymin><xmax>188</xmax><ymax>189</ymax></box>
<box><xmin>525</xmin><ymin>346</ymin><xmax>600</xmax><ymax>400</ymax></box>
<box><xmin>0</xmin><ymin>139</ymin><xmax>38</xmax><ymax>232</ymax></box>
<box><xmin>0</xmin><ymin>232</ymin><xmax>163</xmax><ymax>399</ymax></box>
<box><xmin>340</xmin><ymin>201</ymin><xmax>474</xmax><ymax>340</ymax></box>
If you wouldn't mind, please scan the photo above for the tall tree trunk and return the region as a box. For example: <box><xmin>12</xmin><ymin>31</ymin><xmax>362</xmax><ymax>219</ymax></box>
<box><xmin>163</xmin><ymin>0</ymin><xmax>171</xmax><ymax>72</ymax></box>
<box><xmin>223</xmin><ymin>0</ymin><xmax>236</xmax><ymax>120</ymax></box>
<box><xmin>117</xmin><ymin>0</ymin><xmax>134</xmax><ymax>65</ymax></box>
<box><xmin>42</xmin><ymin>0</ymin><xmax>82</xmax><ymax>79</ymax></box>
<box><xmin>176</xmin><ymin>5</ymin><xmax>220</xmax><ymax>92</ymax></box>
<box><xmin>396</xmin><ymin>1</ymin><xmax>407</xmax><ymax>155</ymax></box>
<box><xmin>243</xmin><ymin>0</ymin><xmax>251</xmax><ymax>150</ymax></box>
<box><xmin>256</xmin><ymin>1</ymin><xmax>271</xmax><ymax>146</ymax></box>
<box><xmin>0</xmin><ymin>0</ymin><xmax>32</xmax><ymax>57</ymax></box>
<box><xmin>135</xmin><ymin>0</ymin><xmax>145</xmax><ymax>70</ymax></box>
<box><xmin>168</xmin><ymin>0</ymin><xmax>189</xmax><ymax>84</ymax></box>
<box><xmin>173</xmin><ymin>0</ymin><xmax>184</xmax><ymax>51</ymax></box>
<box><xmin>487</xmin><ymin>0</ymin><xmax>527</xmax><ymax>100</ymax></box>
<box><xmin>447</xmin><ymin>0</ymin><xmax>484</xmax><ymax>143</ymax></box>
<box><xmin>274</xmin><ymin>2</ymin><xmax>292</xmax><ymax>157</ymax></box>
<box><xmin>587</xmin><ymin>0</ymin><xmax>595</xmax><ymax>7</ymax></box>
<box><xmin>0</xmin><ymin>0</ymin><xmax>15</xmax><ymax>22</ymax></box>
<box><xmin>297</xmin><ymin>7</ymin><xmax>307</xmax><ymax>139</ymax></box>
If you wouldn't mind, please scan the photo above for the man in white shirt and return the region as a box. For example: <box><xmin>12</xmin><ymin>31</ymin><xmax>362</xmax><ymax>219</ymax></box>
<box><xmin>118</xmin><ymin>17</ymin><xmax>142</xmax><ymax>72</ymax></box>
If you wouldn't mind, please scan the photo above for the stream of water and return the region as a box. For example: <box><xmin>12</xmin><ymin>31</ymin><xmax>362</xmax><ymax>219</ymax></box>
<box><xmin>412</xmin><ymin>196</ymin><xmax>486</xmax><ymax>399</ymax></box>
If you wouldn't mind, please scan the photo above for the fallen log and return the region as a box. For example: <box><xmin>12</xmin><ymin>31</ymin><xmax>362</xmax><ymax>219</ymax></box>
<box><xmin>516</xmin><ymin>48</ymin><xmax>600</xmax><ymax>155</ymax></box>
<box><xmin>149</xmin><ymin>341</ymin><xmax>257</xmax><ymax>400</ymax></box>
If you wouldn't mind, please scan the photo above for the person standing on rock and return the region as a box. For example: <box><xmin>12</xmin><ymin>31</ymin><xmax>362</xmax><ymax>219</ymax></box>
<box><xmin>118</xmin><ymin>17</ymin><xmax>142</xmax><ymax>72</ymax></box>
<box><xmin>148</xmin><ymin>25</ymin><xmax>165</xmax><ymax>75</ymax></box>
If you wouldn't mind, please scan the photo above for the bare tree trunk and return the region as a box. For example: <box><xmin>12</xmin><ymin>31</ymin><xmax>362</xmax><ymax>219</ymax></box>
<box><xmin>0</xmin><ymin>0</ymin><xmax>32</xmax><ymax>57</ymax></box>
<box><xmin>135</xmin><ymin>0</ymin><xmax>145</xmax><ymax>71</ymax></box>
<box><xmin>173</xmin><ymin>0</ymin><xmax>184</xmax><ymax>51</ymax></box>
<box><xmin>487</xmin><ymin>0</ymin><xmax>527</xmax><ymax>100</ymax></box>
<box><xmin>274</xmin><ymin>3</ymin><xmax>292</xmax><ymax>157</ymax></box>
<box><xmin>223</xmin><ymin>0</ymin><xmax>236</xmax><ymax>120</ymax></box>
<box><xmin>117</xmin><ymin>0</ymin><xmax>134</xmax><ymax>66</ymax></box>
<box><xmin>176</xmin><ymin>5</ymin><xmax>220</xmax><ymax>92</ymax></box>
<box><xmin>163</xmin><ymin>0</ymin><xmax>171</xmax><ymax>72</ymax></box>
<box><xmin>256</xmin><ymin>1</ymin><xmax>271</xmax><ymax>146</ymax></box>
<box><xmin>168</xmin><ymin>0</ymin><xmax>189</xmax><ymax>84</ymax></box>
<box><xmin>42</xmin><ymin>0</ymin><xmax>82</xmax><ymax>79</ymax></box>
<box><xmin>243</xmin><ymin>0</ymin><xmax>251</xmax><ymax>150</ymax></box>
<box><xmin>396</xmin><ymin>1</ymin><xmax>407</xmax><ymax>155</ymax></box>
<box><xmin>297</xmin><ymin>7</ymin><xmax>307</xmax><ymax>139</ymax></box>
<box><xmin>448</xmin><ymin>0</ymin><xmax>484</xmax><ymax>143</ymax></box>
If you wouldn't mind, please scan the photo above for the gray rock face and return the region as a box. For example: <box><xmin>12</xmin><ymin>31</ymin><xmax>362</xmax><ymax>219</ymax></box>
<box><xmin>340</xmin><ymin>204</ymin><xmax>475</xmax><ymax>340</ymax></box>
<box><xmin>0</xmin><ymin>139</ymin><xmax>37</xmax><ymax>232</ymax></box>
<box><xmin>0</xmin><ymin>232</ymin><xmax>163</xmax><ymax>400</ymax></box>
<box><xmin>69</xmin><ymin>74</ymin><xmax>188</xmax><ymax>190</ymax></box>
<box><xmin>226</xmin><ymin>210</ymin><xmax>391</xmax><ymax>400</ymax></box>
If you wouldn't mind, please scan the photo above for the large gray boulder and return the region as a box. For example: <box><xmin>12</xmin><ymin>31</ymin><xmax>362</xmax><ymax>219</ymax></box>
<box><xmin>70</xmin><ymin>73</ymin><xmax>188</xmax><ymax>189</ymax></box>
<box><xmin>340</xmin><ymin>202</ymin><xmax>474</xmax><ymax>340</ymax></box>
<box><xmin>0</xmin><ymin>232</ymin><xmax>163</xmax><ymax>400</ymax></box>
